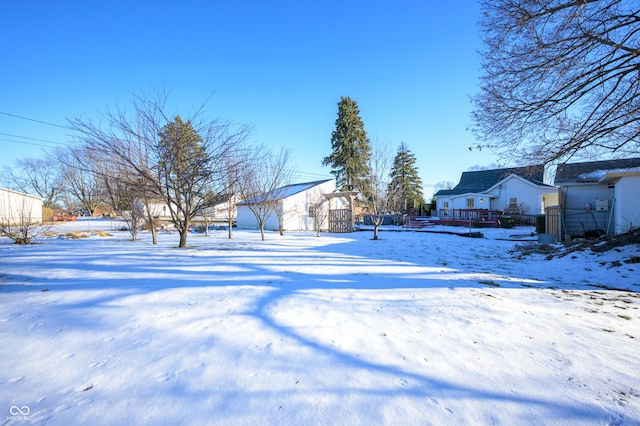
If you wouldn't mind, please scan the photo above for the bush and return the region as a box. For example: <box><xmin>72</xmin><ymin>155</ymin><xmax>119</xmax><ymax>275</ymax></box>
<box><xmin>499</xmin><ymin>215</ymin><xmax>516</xmax><ymax>228</ymax></box>
<box><xmin>42</xmin><ymin>207</ymin><xmax>53</xmax><ymax>222</ymax></box>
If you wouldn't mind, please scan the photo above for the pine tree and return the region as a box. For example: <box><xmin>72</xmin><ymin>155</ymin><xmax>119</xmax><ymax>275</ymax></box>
<box><xmin>156</xmin><ymin>116</ymin><xmax>207</xmax><ymax>248</ymax></box>
<box><xmin>322</xmin><ymin>97</ymin><xmax>372</xmax><ymax>195</ymax></box>
<box><xmin>388</xmin><ymin>142</ymin><xmax>424</xmax><ymax>213</ymax></box>
<box><xmin>157</xmin><ymin>116</ymin><xmax>206</xmax><ymax>187</ymax></box>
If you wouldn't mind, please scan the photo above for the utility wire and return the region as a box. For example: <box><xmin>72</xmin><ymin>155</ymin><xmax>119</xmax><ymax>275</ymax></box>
<box><xmin>0</xmin><ymin>111</ymin><xmax>335</xmax><ymax>181</ymax></box>
<box><xmin>0</xmin><ymin>111</ymin><xmax>71</xmax><ymax>129</ymax></box>
<box><xmin>0</xmin><ymin>132</ymin><xmax>73</xmax><ymax>146</ymax></box>
<box><xmin>0</xmin><ymin>137</ymin><xmax>58</xmax><ymax>149</ymax></box>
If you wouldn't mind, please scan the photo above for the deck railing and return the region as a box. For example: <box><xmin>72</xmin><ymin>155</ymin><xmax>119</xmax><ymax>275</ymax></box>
<box><xmin>438</xmin><ymin>209</ymin><xmax>501</xmax><ymax>222</ymax></box>
<box><xmin>437</xmin><ymin>209</ymin><xmax>539</xmax><ymax>227</ymax></box>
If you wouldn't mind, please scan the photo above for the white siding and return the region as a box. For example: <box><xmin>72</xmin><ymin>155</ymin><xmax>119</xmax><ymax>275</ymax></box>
<box><xmin>614</xmin><ymin>175</ymin><xmax>640</xmax><ymax>234</ymax></box>
<box><xmin>145</xmin><ymin>201</ymin><xmax>170</xmax><ymax>219</ymax></box>
<box><xmin>199</xmin><ymin>196</ymin><xmax>237</xmax><ymax>223</ymax></box>
<box><xmin>435</xmin><ymin>197</ymin><xmax>451</xmax><ymax>214</ymax></box>
<box><xmin>562</xmin><ymin>184</ymin><xmax>615</xmax><ymax>237</ymax></box>
<box><xmin>278</xmin><ymin>190</ymin><xmax>306</xmax><ymax>231</ymax></box>
<box><xmin>0</xmin><ymin>188</ymin><xmax>44</xmax><ymax>225</ymax></box>
<box><xmin>436</xmin><ymin>175</ymin><xmax>557</xmax><ymax>216</ymax></box>
<box><xmin>485</xmin><ymin>175</ymin><xmax>556</xmax><ymax>214</ymax></box>
<box><xmin>278</xmin><ymin>179</ymin><xmax>336</xmax><ymax>231</ymax></box>
<box><xmin>236</xmin><ymin>180</ymin><xmax>337</xmax><ymax>232</ymax></box>
<box><xmin>236</xmin><ymin>205</ymin><xmax>261</xmax><ymax>230</ymax></box>
<box><xmin>452</xmin><ymin>194</ymin><xmax>486</xmax><ymax>210</ymax></box>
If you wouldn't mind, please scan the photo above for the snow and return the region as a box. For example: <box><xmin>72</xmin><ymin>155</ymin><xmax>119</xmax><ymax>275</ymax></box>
<box><xmin>1</xmin><ymin>219</ymin><xmax>639</xmax><ymax>425</ymax></box>
<box><xmin>578</xmin><ymin>167</ymin><xmax>640</xmax><ymax>182</ymax></box>
<box><xmin>237</xmin><ymin>179</ymin><xmax>330</xmax><ymax>205</ymax></box>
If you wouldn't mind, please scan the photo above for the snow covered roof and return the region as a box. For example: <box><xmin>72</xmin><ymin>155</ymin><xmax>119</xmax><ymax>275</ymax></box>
<box><xmin>238</xmin><ymin>179</ymin><xmax>334</xmax><ymax>205</ymax></box>
<box><xmin>0</xmin><ymin>186</ymin><xmax>45</xmax><ymax>201</ymax></box>
<box><xmin>577</xmin><ymin>167</ymin><xmax>640</xmax><ymax>183</ymax></box>
<box><xmin>555</xmin><ymin>158</ymin><xmax>640</xmax><ymax>184</ymax></box>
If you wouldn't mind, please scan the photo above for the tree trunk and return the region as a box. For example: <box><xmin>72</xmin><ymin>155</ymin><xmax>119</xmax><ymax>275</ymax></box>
<box><xmin>373</xmin><ymin>224</ymin><xmax>379</xmax><ymax>240</ymax></box>
<box><xmin>260</xmin><ymin>224</ymin><xmax>266</xmax><ymax>241</ymax></box>
<box><xmin>150</xmin><ymin>225</ymin><xmax>157</xmax><ymax>245</ymax></box>
<box><xmin>178</xmin><ymin>229</ymin><xmax>188</xmax><ymax>248</ymax></box>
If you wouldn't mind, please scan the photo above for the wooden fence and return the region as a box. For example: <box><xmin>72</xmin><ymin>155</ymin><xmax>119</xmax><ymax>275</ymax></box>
<box><xmin>545</xmin><ymin>206</ymin><xmax>562</xmax><ymax>242</ymax></box>
<box><xmin>329</xmin><ymin>209</ymin><xmax>352</xmax><ymax>233</ymax></box>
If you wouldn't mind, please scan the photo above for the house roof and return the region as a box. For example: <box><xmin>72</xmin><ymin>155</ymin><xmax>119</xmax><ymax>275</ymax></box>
<box><xmin>238</xmin><ymin>179</ymin><xmax>333</xmax><ymax>205</ymax></box>
<box><xmin>0</xmin><ymin>186</ymin><xmax>45</xmax><ymax>201</ymax></box>
<box><xmin>554</xmin><ymin>158</ymin><xmax>640</xmax><ymax>183</ymax></box>
<box><xmin>434</xmin><ymin>165</ymin><xmax>546</xmax><ymax>197</ymax></box>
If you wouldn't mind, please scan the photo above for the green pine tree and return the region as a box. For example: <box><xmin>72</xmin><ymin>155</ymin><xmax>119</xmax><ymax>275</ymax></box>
<box><xmin>156</xmin><ymin>116</ymin><xmax>207</xmax><ymax>248</ymax></box>
<box><xmin>157</xmin><ymin>116</ymin><xmax>206</xmax><ymax>186</ymax></box>
<box><xmin>322</xmin><ymin>97</ymin><xmax>372</xmax><ymax>194</ymax></box>
<box><xmin>388</xmin><ymin>142</ymin><xmax>424</xmax><ymax>213</ymax></box>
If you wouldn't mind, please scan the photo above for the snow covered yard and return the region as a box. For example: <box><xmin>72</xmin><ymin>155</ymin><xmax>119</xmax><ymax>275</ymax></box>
<box><xmin>1</xmin><ymin>219</ymin><xmax>639</xmax><ymax>425</ymax></box>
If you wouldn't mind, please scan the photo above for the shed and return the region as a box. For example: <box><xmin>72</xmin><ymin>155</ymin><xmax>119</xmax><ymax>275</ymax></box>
<box><xmin>0</xmin><ymin>187</ymin><xmax>44</xmax><ymax>225</ymax></box>
<box><xmin>236</xmin><ymin>179</ymin><xmax>341</xmax><ymax>232</ymax></box>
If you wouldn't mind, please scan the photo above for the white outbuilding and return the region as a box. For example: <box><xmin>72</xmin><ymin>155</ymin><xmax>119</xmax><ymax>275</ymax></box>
<box><xmin>0</xmin><ymin>187</ymin><xmax>44</xmax><ymax>225</ymax></box>
<box><xmin>236</xmin><ymin>179</ymin><xmax>345</xmax><ymax>232</ymax></box>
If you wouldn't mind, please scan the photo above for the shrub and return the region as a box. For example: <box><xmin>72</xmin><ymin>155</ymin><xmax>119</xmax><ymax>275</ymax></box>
<box><xmin>499</xmin><ymin>215</ymin><xmax>516</xmax><ymax>228</ymax></box>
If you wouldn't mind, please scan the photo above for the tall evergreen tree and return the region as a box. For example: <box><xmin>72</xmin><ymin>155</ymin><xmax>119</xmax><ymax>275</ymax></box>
<box><xmin>156</xmin><ymin>116</ymin><xmax>209</xmax><ymax>248</ymax></box>
<box><xmin>388</xmin><ymin>142</ymin><xmax>424</xmax><ymax>213</ymax></box>
<box><xmin>322</xmin><ymin>96</ymin><xmax>372</xmax><ymax>195</ymax></box>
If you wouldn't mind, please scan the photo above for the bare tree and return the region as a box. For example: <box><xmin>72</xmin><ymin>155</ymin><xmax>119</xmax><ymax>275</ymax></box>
<box><xmin>68</xmin><ymin>89</ymin><xmax>250</xmax><ymax>248</ymax></box>
<box><xmin>236</xmin><ymin>146</ymin><xmax>294</xmax><ymax>241</ymax></box>
<box><xmin>472</xmin><ymin>0</ymin><xmax>640</xmax><ymax>164</ymax></box>
<box><xmin>1</xmin><ymin>158</ymin><xmax>61</xmax><ymax>208</ymax></box>
<box><xmin>433</xmin><ymin>181</ymin><xmax>455</xmax><ymax>194</ymax></box>
<box><xmin>307</xmin><ymin>187</ymin><xmax>330</xmax><ymax>237</ymax></box>
<box><xmin>54</xmin><ymin>146</ymin><xmax>104</xmax><ymax>216</ymax></box>
<box><xmin>274</xmin><ymin>191</ymin><xmax>301</xmax><ymax>236</ymax></box>
<box><xmin>219</xmin><ymin>150</ymin><xmax>251</xmax><ymax>239</ymax></box>
<box><xmin>121</xmin><ymin>198</ymin><xmax>146</xmax><ymax>241</ymax></box>
<box><xmin>86</xmin><ymin>136</ymin><xmax>163</xmax><ymax>243</ymax></box>
<box><xmin>363</xmin><ymin>138</ymin><xmax>395</xmax><ymax>240</ymax></box>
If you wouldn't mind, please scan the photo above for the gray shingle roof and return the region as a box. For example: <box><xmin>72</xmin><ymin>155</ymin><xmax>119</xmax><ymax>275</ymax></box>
<box><xmin>554</xmin><ymin>158</ymin><xmax>640</xmax><ymax>183</ymax></box>
<box><xmin>435</xmin><ymin>165</ymin><xmax>545</xmax><ymax>196</ymax></box>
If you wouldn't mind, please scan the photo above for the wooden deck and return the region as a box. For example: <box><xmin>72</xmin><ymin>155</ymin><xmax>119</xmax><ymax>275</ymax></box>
<box><xmin>434</xmin><ymin>209</ymin><xmax>502</xmax><ymax>228</ymax></box>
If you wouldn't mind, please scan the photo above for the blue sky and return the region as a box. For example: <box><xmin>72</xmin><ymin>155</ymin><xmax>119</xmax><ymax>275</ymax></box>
<box><xmin>1</xmin><ymin>1</ymin><xmax>501</xmax><ymax>197</ymax></box>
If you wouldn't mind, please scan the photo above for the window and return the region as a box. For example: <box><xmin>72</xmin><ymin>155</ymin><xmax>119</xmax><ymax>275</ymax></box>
<box><xmin>443</xmin><ymin>201</ymin><xmax>449</xmax><ymax>216</ymax></box>
<box><xmin>509</xmin><ymin>197</ymin><xmax>518</xmax><ymax>210</ymax></box>
<box><xmin>467</xmin><ymin>198</ymin><xmax>474</xmax><ymax>208</ymax></box>
<box><xmin>308</xmin><ymin>206</ymin><xmax>316</xmax><ymax>218</ymax></box>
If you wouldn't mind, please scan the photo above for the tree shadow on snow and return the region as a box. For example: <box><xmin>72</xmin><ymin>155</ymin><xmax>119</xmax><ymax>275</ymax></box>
<box><xmin>0</xmin><ymin>229</ymin><xmax>634</xmax><ymax>422</ymax></box>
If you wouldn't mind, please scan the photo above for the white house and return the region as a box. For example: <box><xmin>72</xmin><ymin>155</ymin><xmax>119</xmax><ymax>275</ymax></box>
<box><xmin>144</xmin><ymin>194</ymin><xmax>237</xmax><ymax>224</ymax></box>
<box><xmin>236</xmin><ymin>179</ymin><xmax>344</xmax><ymax>232</ymax></box>
<box><xmin>434</xmin><ymin>159</ymin><xmax>640</xmax><ymax>237</ymax></box>
<box><xmin>553</xmin><ymin>158</ymin><xmax>640</xmax><ymax>237</ymax></box>
<box><xmin>197</xmin><ymin>194</ymin><xmax>238</xmax><ymax>225</ymax></box>
<box><xmin>0</xmin><ymin>187</ymin><xmax>44</xmax><ymax>225</ymax></box>
<box><xmin>434</xmin><ymin>165</ymin><xmax>558</xmax><ymax>217</ymax></box>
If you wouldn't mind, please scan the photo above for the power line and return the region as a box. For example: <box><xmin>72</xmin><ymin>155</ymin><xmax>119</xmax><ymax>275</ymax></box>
<box><xmin>290</xmin><ymin>169</ymin><xmax>333</xmax><ymax>180</ymax></box>
<box><xmin>0</xmin><ymin>111</ymin><xmax>71</xmax><ymax>129</ymax></box>
<box><xmin>0</xmin><ymin>132</ymin><xmax>73</xmax><ymax>146</ymax></box>
<box><xmin>0</xmin><ymin>137</ymin><xmax>57</xmax><ymax>149</ymax></box>
<box><xmin>0</xmin><ymin>110</ymin><xmax>336</xmax><ymax>181</ymax></box>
